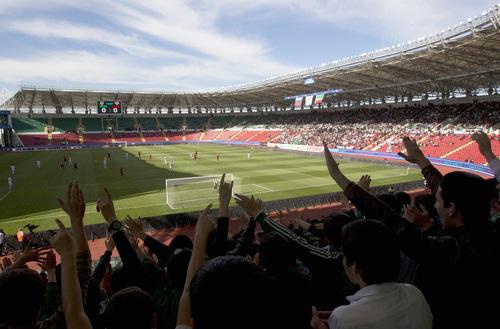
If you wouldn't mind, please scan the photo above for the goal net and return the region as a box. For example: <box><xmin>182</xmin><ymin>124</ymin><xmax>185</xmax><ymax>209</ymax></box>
<box><xmin>165</xmin><ymin>174</ymin><xmax>242</xmax><ymax>209</ymax></box>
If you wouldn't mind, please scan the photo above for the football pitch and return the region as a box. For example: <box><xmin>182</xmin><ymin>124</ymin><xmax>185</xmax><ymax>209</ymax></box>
<box><xmin>0</xmin><ymin>144</ymin><xmax>422</xmax><ymax>233</ymax></box>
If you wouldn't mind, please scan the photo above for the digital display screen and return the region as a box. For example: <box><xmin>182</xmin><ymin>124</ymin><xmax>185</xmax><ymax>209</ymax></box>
<box><xmin>0</xmin><ymin>113</ymin><xmax>9</xmax><ymax>128</ymax></box>
<box><xmin>97</xmin><ymin>100</ymin><xmax>122</xmax><ymax>114</ymax></box>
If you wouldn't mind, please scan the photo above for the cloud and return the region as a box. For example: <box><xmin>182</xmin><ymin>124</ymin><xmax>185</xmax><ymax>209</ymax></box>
<box><xmin>0</xmin><ymin>0</ymin><xmax>493</xmax><ymax>91</ymax></box>
<box><xmin>0</xmin><ymin>0</ymin><xmax>299</xmax><ymax>90</ymax></box>
<box><xmin>205</xmin><ymin>0</ymin><xmax>493</xmax><ymax>41</ymax></box>
<box><xmin>2</xmin><ymin>19</ymin><xmax>196</xmax><ymax>61</ymax></box>
<box><xmin>0</xmin><ymin>50</ymin><xmax>295</xmax><ymax>91</ymax></box>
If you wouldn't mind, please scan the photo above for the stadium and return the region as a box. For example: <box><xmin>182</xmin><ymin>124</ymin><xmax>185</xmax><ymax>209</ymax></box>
<box><xmin>0</xmin><ymin>2</ymin><xmax>499</xmax><ymax>329</ymax></box>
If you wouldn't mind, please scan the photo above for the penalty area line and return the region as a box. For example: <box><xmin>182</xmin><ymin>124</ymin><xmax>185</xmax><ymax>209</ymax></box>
<box><xmin>0</xmin><ymin>191</ymin><xmax>10</xmax><ymax>202</ymax></box>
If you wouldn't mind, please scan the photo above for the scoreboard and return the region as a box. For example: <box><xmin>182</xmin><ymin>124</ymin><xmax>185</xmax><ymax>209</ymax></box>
<box><xmin>0</xmin><ymin>111</ymin><xmax>10</xmax><ymax>128</ymax></box>
<box><xmin>97</xmin><ymin>100</ymin><xmax>122</xmax><ymax>114</ymax></box>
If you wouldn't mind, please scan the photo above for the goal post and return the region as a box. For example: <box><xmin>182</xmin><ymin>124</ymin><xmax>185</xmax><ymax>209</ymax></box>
<box><xmin>115</xmin><ymin>141</ymin><xmax>128</xmax><ymax>148</ymax></box>
<box><xmin>165</xmin><ymin>174</ymin><xmax>242</xmax><ymax>209</ymax></box>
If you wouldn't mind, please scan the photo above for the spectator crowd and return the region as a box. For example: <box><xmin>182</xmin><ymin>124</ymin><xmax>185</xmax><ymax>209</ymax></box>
<box><xmin>0</xmin><ymin>131</ymin><xmax>499</xmax><ymax>329</ymax></box>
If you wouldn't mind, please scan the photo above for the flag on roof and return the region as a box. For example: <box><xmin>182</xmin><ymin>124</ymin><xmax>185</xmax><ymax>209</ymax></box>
<box><xmin>305</xmin><ymin>95</ymin><xmax>314</xmax><ymax>106</ymax></box>
<box><xmin>294</xmin><ymin>96</ymin><xmax>303</xmax><ymax>108</ymax></box>
<box><xmin>315</xmin><ymin>93</ymin><xmax>325</xmax><ymax>104</ymax></box>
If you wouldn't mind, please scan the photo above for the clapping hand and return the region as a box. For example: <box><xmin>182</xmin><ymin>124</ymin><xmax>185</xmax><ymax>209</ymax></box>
<box><xmin>96</xmin><ymin>187</ymin><xmax>117</xmax><ymax>223</ymax></box>
<box><xmin>358</xmin><ymin>175</ymin><xmax>371</xmax><ymax>191</ymax></box>
<box><xmin>339</xmin><ymin>193</ymin><xmax>352</xmax><ymax>210</ymax></box>
<box><xmin>323</xmin><ymin>141</ymin><xmax>340</xmax><ymax>179</ymax></box>
<box><xmin>472</xmin><ymin>131</ymin><xmax>496</xmax><ymax>162</ymax></box>
<box><xmin>218</xmin><ymin>173</ymin><xmax>233</xmax><ymax>217</ymax></box>
<box><xmin>38</xmin><ymin>250</ymin><xmax>57</xmax><ymax>272</ymax></box>
<box><xmin>50</xmin><ymin>219</ymin><xmax>75</xmax><ymax>258</ymax></box>
<box><xmin>1</xmin><ymin>257</ymin><xmax>13</xmax><ymax>271</ymax></box>
<box><xmin>195</xmin><ymin>204</ymin><xmax>215</xmax><ymax>239</ymax></box>
<box><xmin>57</xmin><ymin>182</ymin><xmax>85</xmax><ymax>226</ymax></box>
<box><xmin>104</xmin><ymin>236</ymin><xmax>115</xmax><ymax>252</ymax></box>
<box><xmin>234</xmin><ymin>194</ymin><xmax>263</xmax><ymax>218</ymax></box>
<box><xmin>397</xmin><ymin>137</ymin><xmax>430</xmax><ymax>167</ymax></box>
<box><xmin>11</xmin><ymin>241</ymin><xmax>51</xmax><ymax>269</ymax></box>
<box><xmin>124</xmin><ymin>216</ymin><xmax>146</xmax><ymax>240</ymax></box>
<box><xmin>403</xmin><ymin>204</ymin><xmax>432</xmax><ymax>230</ymax></box>
<box><xmin>310</xmin><ymin>306</ymin><xmax>330</xmax><ymax>329</ymax></box>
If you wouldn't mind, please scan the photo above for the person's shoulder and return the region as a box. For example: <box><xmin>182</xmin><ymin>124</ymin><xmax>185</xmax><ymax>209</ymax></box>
<box><xmin>396</xmin><ymin>283</ymin><xmax>428</xmax><ymax>303</ymax></box>
<box><xmin>331</xmin><ymin>303</ymin><xmax>359</xmax><ymax>327</ymax></box>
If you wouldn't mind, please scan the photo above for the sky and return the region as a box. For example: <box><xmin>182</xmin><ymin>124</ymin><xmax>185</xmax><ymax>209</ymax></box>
<box><xmin>0</xmin><ymin>0</ymin><xmax>496</xmax><ymax>98</ymax></box>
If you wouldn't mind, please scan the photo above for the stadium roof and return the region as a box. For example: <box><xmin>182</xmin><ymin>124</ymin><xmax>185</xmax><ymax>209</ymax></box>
<box><xmin>4</xmin><ymin>6</ymin><xmax>500</xmax><ymax>112</ymax></box>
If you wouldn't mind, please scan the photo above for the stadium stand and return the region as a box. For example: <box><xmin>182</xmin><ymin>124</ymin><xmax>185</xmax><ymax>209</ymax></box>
<box><xmin>12</xmin><ymin>117</ymin><xmax>48</xmax><ymax>133</ymax></box>
<box><xmin>11</xmin><ymin>102</ymin><xmax>500</xmax><ymax>166</ymax></box>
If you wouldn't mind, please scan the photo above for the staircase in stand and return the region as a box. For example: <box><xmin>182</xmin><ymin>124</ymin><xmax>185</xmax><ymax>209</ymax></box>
<box><xmin>162</xmin><ymin>130</ymin><xmax>169</xmax><ymax>141</ymax></box>
<box><xmin>441</xmin><ymin>141</ymin><xmax>474</xmax><ymax>159</ymax></box>
<box><xmin>246</xmin><ymin>130</ymin><xmax>264</xmax><ymax>142</ymax></box>
<box><xmin>213</xmin><ymin>130</ymin><xmax>225</xmax><ymax>141</ymax></box>
<box><xmin>228</xmin><ymin>130</ymin><xmax>243</xmax><ymax>141</ymax></box>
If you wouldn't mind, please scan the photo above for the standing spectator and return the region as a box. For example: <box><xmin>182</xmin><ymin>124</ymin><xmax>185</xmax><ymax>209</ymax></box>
<box><xmin>0</xmin><ymin>229</ymin><xmax>5</xmax><ymax>256</ymax></box>
<box><xmin>315</xmin><ymin>220</ymin><xmax>431</xmax><ymax>329</ymax></box>
<box><xmin>325</xmin><ymin>139</ymin><xmax>500</xmax><ymax>329</ymax></box>
<box><xmin>16</xmin><ymin>227</ymin><xmax>24</xmax><ymax>249</ymax></box>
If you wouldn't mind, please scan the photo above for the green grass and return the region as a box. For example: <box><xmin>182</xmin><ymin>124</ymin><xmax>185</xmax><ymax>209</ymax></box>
<box><xmin>0</xmin><ymin>144</ymin><xmax>422</xmax><ymax>233</ymax></box>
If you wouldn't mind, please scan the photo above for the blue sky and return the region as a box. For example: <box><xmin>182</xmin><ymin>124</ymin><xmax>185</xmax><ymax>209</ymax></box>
<box><xmin>0</xmin><ymin>0</ymin><xmax>496</xmax><ymax>98</ymax></box>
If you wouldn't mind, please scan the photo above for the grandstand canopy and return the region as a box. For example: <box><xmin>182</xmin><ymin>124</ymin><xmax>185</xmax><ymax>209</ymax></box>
<box><xmin>3</xmin><ymin>7</ymin><xmax>500</xmax><ymax>113</ymax></box>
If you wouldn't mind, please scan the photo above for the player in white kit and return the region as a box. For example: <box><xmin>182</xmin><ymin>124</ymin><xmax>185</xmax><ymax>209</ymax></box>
<box><xmin>36</xmin><ymin>160</ymin><xmax>41</xmax><ymax>168</ymax></box>
<box><xmin>10</xmin><ymin>165</ymin><xmax>15</xmax><ymax>175</ymax></box>
<box><xmin>7</xmin><ymin>176</ymin><xmax>13</xmax><ymax>192</ymax></box>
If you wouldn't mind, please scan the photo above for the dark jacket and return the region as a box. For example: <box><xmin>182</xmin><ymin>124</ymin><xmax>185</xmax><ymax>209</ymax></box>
<box><xmin>344</xmin><ymin>164</ymin><xmax>500</xmax><ymax>329</ymax></box>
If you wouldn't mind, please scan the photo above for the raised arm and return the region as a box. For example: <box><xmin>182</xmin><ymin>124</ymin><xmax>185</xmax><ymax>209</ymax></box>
<box><xmin>208</xmin><ymin>174</ymin><xmax>233</xmax><ymax>258</ymax></box>
<box><xmin>397</xmin><ymin>137</ymin><xmax>442</xmax><ymax>194</ymax></box>
<box><xmin>57</xmin><ymin>182</ymin><xmax>89</xmax><ymax>254</ymax></box>
<box><xmin>125</xmin><ymin>216</ymin><xmax>171</xmax><ymax>267</ymax></box>
<box><xmin>91</xmin><ymin>237</ymin><xmax>114</xmax><ymax>284</ymax></box>
<box><xmin>324</xmin><ymin>143</ymin><xmax>460</xmax><ymax>264</ymax></box>
<box><xmin>472</xmin><ymin>131</ymin><xmax>500</xmax><ymax>180</ymax></box>
<box><xmin>97</xmin><ymin>188</ymin><xmax>144</xmax><ymax>276</ymax></box>
<box><xmin>234</xmin><ymin>194</ymin><xmax>341</xmax><ymax>266</ymax></box>
<box><xmin>51</xmin><ymin>219</ymin><xmax>92</xmax><ymax>329</ymax></box>
<box><xmin>176</xmin><ymin>204</ymin><xmax>215</xmax><ymax>327</ymax></box>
